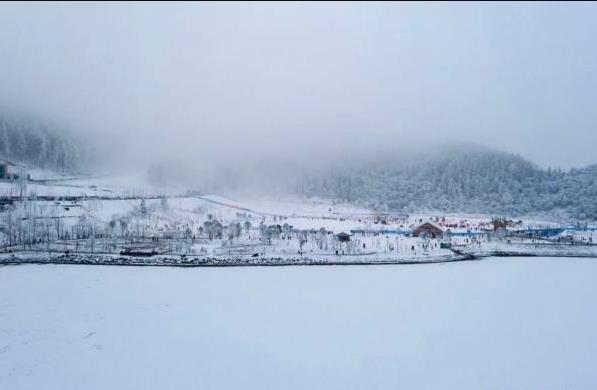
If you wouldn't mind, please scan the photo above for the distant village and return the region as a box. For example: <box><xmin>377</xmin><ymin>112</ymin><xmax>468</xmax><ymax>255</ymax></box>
<box><xmin>1</xmin><ymin>156</ymin><xmax>596</xmax><ymax>266</ymax></box>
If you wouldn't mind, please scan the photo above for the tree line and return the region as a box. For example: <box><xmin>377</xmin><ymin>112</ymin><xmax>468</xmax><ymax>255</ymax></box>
<box><xmin>0</xmin><ymin>114</ymin><xmax>87</xmax><ymax>172</ymax></box>
<box><xmin>295</xmin><ymin>147</ymin><xmax>597</xmax><ymax>221</ymax></box>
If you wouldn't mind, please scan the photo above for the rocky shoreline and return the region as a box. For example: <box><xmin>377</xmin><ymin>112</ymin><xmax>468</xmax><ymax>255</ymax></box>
<box><xmin>2</xmin><ymin>246</ymin><xmax>597</xmax><ymax>268</ymax></box>
<box><xmin>0</xmin><ymin>251</ymin><xmax>470</xmax><ymax>267</ymax></box>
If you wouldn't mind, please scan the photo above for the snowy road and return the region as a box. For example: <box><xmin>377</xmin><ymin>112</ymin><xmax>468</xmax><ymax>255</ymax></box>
<box><xmin>1</xmin><ymin>258</ymin><xmax>597</xmax><ymax>389</ymax></box>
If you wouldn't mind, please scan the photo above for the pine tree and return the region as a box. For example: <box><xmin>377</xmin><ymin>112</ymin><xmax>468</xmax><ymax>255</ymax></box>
<box><xmin>15</xmin><ymin>127</ymin><xmax>27</xmax><ymax>160</ymax></box>
<box><xmin>37</xmin><ymin>131</ymin><xmax>49</xmax><ymax>168</ymax></box>
<box><xmin>0</xmin><ymin>119</ymin><xmax>9</xmax><ymax>158</ymax></box>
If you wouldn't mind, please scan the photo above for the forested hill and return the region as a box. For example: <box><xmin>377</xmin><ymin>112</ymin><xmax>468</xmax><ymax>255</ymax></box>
<box><xmin>296</xmin><ymin>147</ymin><xmax>597</xmax><ymax>221</ymax></box>
<box><xmin>0</xmin><ymin>114</ymin><xmax>88</xmax><ymax>173</ymax></box>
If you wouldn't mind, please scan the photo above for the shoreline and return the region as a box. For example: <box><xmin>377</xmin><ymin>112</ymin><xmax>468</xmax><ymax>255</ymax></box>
<box><xmin>1</xmin><ymin>250</ymin><xmax>597</xmax><ymax>268</ymax></box>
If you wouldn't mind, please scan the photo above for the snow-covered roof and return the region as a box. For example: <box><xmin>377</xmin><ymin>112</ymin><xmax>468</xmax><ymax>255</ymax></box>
<box><xmin>413</xmin><ymin>221</ymin><xmax>444</xmax><ymax>231</ymax></box>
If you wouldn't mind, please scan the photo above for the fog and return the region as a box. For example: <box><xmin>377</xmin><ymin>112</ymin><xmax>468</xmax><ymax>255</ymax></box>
<box><xmin>1</xmin><ymin>2</ymin><xmax>597</xmax><ymax>171</ymax></box>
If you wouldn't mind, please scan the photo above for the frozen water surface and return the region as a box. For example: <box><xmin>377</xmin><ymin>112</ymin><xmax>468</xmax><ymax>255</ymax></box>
<box><xmin>1</xmin><ymin>258</ymin><xmax>597</xmax><ymax>389</ymax></box>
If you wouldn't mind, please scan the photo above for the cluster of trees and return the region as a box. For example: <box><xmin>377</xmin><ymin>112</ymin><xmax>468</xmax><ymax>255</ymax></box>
<box><xmin>0</xmin><ymin>114</ymin><xmax>88</xmax><ymax>172</ymax></box>
<box><xmin>296</xmin><ymin>147</ymin><xmax>597</xmax><ymax>221</ymax></box>
<box><xmin>201</xmin><ymin>215</ymin><xmax>250</xmax><ymax>241</ymax></box>
<box><xmin>1</xmin><ymin>195</ymin><xmax>368</xmax><ymax>256</ymax></box>
<box><xmin>0</xmin><ymin>201</ymin><xmax>108</xmax><ymax>250</ymax></box>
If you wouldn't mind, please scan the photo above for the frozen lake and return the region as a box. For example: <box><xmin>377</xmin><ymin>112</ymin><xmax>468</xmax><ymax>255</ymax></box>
<box><xmin>1</xmin><ymin>258</ymin><xmax>597</xmax><ymax>389</ymax></box>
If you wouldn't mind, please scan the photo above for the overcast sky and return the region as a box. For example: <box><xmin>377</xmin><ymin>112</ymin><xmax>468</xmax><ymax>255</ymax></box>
<box><xmin>1</xmin><ymin>2</ymin><xmax>596</xmax><ymax>168</ymax></box>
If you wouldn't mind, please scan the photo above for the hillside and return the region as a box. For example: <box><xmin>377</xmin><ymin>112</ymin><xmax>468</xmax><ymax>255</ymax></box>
<box><xmin>0</xmin><ymin>114</ymin><xmax>89</xmax><ymax>173</ymax></box>
<box><xmin>2</xmin><ymin>113</ymin><xmax>596</xmax><ymax>222</ymax></box>
<box><xmin>297</xmin><ymin>147</ymin><xmax>597</xmax><ymax>221</ymax></box>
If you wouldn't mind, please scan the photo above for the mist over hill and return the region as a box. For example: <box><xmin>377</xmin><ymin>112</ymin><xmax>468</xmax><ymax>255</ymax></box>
<box><xmin>296</xmin><ymin>146</ymin><xmax>597</xmax><ymax>221</ymax></box>
<box><xmin>2</xmin><ymin>112</ymin><xmax>596</xmax><ymax>221</ymax></box>
<box><xmin>0</xmin><ymin>113</ymin><xmax>93</xmax><ymax>173</ymax></box>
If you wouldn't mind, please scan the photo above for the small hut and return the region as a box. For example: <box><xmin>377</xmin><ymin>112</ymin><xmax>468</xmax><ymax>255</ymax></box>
<box><xmin>0</xmin><ymin>159</ymin><xmax>28</xmax><ymax>181</ymax></box>
<box><xmin>412</xmin><ymin>222</ymin><xmax>444</xmax><ymax>238</ymax></box>
<box><xmin>336</xmin><ymin>232</ymin><xmax>351</xmax><ymax>242</ymax></box>
<box><xmin>0</xmin><ymin>163</ymin><xmax>8</xmax><ymax>179</ymax></box>
<box><xmin>0</xmin><ymin>161</ymin><xmax>15</xmax><ymax>180</ymax></box>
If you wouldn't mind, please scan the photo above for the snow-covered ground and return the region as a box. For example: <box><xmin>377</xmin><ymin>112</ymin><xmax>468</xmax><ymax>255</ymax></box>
<box><xmin>1</xmin><ymin>258</ymin><xmax>597</xmax><ymax>389</ymax></box>
<box><xmin>0</xmin><ymin>173</ymin><xmax>490</xmax><ymax>261</ymax></box>
<box><xmin>2</xmin><ymin>170</ymin><xmax>596</xmax><ymax>263</ymax></box>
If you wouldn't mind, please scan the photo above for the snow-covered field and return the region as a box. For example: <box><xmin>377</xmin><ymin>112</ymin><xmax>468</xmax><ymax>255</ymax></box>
<box><xmin>1</xmin><ymin>258</ymin><xmax>597</xmax><ymax>390</ymax></box>
<box><xmin>0</xmin><ymin>173</ymin><xmax>492</xmax><ymax>262</ymax></box>
<box><xmin>2</xmin><ymin>170</ymin><xmax>596</xmax><ymax>264</ymax></box>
